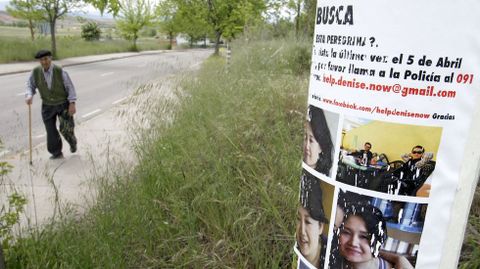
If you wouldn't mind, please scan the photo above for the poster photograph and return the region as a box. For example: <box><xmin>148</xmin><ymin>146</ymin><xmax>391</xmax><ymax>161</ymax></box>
<box><xmin>336</xmin><ymin>116</ymin><xmax>442</xmax><ymax>197</ymax></box>
<box><xmin>295</xmin><ymin>170</ymin><xmax>336</xmax><ymax>269</ymax></box>
<box><xmin>303</xmin><ymin>106</ymin><xmax>340</xmax><ymax>178</ymax></box>
<box><xmin>293</xmin><ymin>0</ymin><xmax>480</xmax><ymax>268</ymax></box>
<box><xmin>329</xmin><ymin>190</ymin><xmax>427</xmax><ymax>268</ymax></box>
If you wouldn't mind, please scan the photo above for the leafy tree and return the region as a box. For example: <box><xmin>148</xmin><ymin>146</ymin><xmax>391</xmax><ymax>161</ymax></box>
<box><xmin>36</xmin><ymin>0</ymin><xmax>83</xmax><ymax>57</ymax></box>
<box><xmin>6</xmin><ymin>0</ymin><xmax>44</xmax><ymax>41</ymax></box>
<box><xmin>156</xmin><ymin>0</ymin><xmax>181</xmax><ymax>49</ymax></box>
<box><xmin>85</xmin><ymin>0</ymin><xmax>122</xmax><ymax>16</ymax></box>
<box><xmin>81</xmin><ymin>21</ymin><xmax>102</xmax><ymax>41</ymax></box>
<box><xmin>177</xmin><ymin>1</ymin><xmax>210</xmax><ymax>47</ymax></box>
<box><xmin>89</xmin><ymin>0</ymin><xmax>265</xmax><ymax>53</ymax></box>
<box><xmin>202</xmin><ymin>0</ymin><xmax>266</xmax><ymax>55</ymax></box>
<box><xmin>299</xmin><ymin>0</ymin><xmax>316</xmax><ymax>39</ymax></box>
<box><xmin>284</xmin><ymin>0</ymin><xmax>317</xmax><ymax>40</ymax></box>
<box><xmin>116</xmin><ymin>0</ymin><xmax>154</xmax><ymax>51</ymax></box>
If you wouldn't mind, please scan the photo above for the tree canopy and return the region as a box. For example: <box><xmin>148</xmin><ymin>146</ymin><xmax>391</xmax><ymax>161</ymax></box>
<box><xmin>116</xmin><ymin>0</ymin><xmax>154</xmax><ymax>50</ymax></box>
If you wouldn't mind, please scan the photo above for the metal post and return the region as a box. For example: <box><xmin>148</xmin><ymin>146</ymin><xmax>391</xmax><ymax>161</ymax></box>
<box><xmin>226</xmin><ymin>43</ymin><xmax>232</xmax><ymax>71</ymax></box>
<box><xmin>28</xmin><ymin>104</ymin><xmax>33</xmax><ymax>165</ymax></box>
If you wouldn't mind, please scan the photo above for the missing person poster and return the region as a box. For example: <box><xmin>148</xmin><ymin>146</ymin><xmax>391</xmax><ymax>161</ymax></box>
<box><xmin>294</xmin><ymin>1</ymin><xmax>480</xmax><ymax>268</ymax></box>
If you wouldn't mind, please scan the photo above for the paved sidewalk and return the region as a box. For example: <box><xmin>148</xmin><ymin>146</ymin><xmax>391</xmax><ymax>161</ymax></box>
<box><xmin>0</xmin><ymin>77</ymin><xmax>177</xmax><ymax>230</ymax></box>
<box><xmin>0</xmin><ymin>50</ymin><xmax>167</xmax><ymax>76</ymax></box>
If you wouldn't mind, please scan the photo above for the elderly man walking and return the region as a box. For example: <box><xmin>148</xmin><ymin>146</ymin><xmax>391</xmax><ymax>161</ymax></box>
<box><xmin>25</xmin><ymin>50</ymin><xmax>78</xmax><ymax>159</ymax></box>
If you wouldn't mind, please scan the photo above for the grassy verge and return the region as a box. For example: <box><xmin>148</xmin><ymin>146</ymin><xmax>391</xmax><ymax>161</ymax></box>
<box><xmin>459</xmin><ymin>186</ymin><xmax>480</xmax><ymax>268</ymax></box>
<box><xmin>5</xmin><ymin>39</ymin><xmax>311</xmax><ymax>268</ymax></box>
<box><xmin>0</xmin><ymin>36</ymin><xmax>170</xmax><ymax>63</ymax></box>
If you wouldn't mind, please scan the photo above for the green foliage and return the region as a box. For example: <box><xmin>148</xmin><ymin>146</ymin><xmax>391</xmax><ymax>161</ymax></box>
<box><xmin>140</xmin><ymin>26</ymin><xmax>156</xmax><ymax>37</ymax></box>
<box><xmin>5</xmin><ymin>38</ymin><xmax>309</xmax><ymax>268</ymax></box>
<box><xmin>459</xmin><ymin>186</ymin><xmax>480</xmax><ymax>268</ymax></box>
<box><xmin>0</xmin><ymin>160</ymin><xmax>13</xmax><ymax>177</ymax></box>
<box><xmin>85</xmin><ymin>0</ymin><xmax>122</xmax><ymax>16</ymax></box>
<box><xmin>6</xmin><ymin>21</ymin><xmax>30</xmax><ymax>28</ymax></box>
<box><xmin>6</xmin><ymin>0</ymin><xmax>43</xmax><ymax>22</ymax></box>
<box><xmin>0</xmin><ymin>193</ymin><xmax>27</xmax><ymax>250</ymax></box>
<box><xmin>81</xmin><ymin>21</ymin><xmax>102</xmax><ymax>41</ymax></box>
<box><xmin>156</xmin><ymin>0</ymin><xmax>181</xmax><ymax>37</ymax></box>
<box><xmin>286</xmin><ymin>42</ymin><xmax>311</xmax><ymax>75</ymax></box>
<box><xmin>6</xmin><ymin>0</ymin><xmax>44</xmax><ymax>40</ymax></box>
<box><xmin>157</xmin><ymin>0</ymin><xmax>266</xmax><ymax>53</ymax></box>
<box><xmin>116</xmin><ymin>0</ymin><xmax>153</xmax><ymax>50</ymax></box>
<box><xmin>203</xmin><ymin>0</ymin><xmax>266</xmax><ymax>54</ymax></box>
<box><xmin>266</xmin><ymin>0</ymin><xmax>316</xmax><ymax>41</ymax></box>
<box><xmin>0</xmin><ymin>141</ymin><xmax>26</xmax><ymax>259</ymax></box>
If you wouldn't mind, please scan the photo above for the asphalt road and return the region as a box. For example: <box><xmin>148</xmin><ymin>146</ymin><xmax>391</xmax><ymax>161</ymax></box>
<box><xmin>0</xmin><ymin>49</ymin><xmax>212</xmax><ymax>155</ymax></box>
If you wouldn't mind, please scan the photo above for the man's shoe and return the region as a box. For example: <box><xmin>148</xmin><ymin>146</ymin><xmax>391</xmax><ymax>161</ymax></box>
<box><xmin>50</xmin><ymin>153</ymin><xmax>64</xmax><ymax>159</ymax></box>
<box><xmin>70</xmin><ymin>143</ymin><xmax>77</xmax><ymax>153</ymax></box>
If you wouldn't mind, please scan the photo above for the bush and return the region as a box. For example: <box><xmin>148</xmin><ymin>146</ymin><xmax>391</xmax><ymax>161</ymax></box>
<box><xmin>81</xmin><ymin>22</ymin><xmax>101</xmax><ymax>41</ymax></box>
<box><xmin>140</xmin><ymin>27</ymin><xmax>157</xmax><ymax>37</ymax></box>
<box><xmin>286</xmin><ymin>43</ymin><xmax>312</xmax><ymax>75</ymax></box>
<box><xmin>0</xmin><ymin>141</ymin><xmax>26</xmax><ymax>265</ymax></box>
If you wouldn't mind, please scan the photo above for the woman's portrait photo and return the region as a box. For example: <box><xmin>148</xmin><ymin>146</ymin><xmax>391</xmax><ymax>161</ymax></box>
<box><xmin>303</xmin><ymin>105</ymin><xmax>339</xmax><ymax>177</ymax></box>
<box><xmin>330</xmin><ymin>190</ymin><xmax>422</xmax><ymax>269</ymax></box>
<box><xmin>295</xmin><ymin>171</ymin><xmax>335</xmax><ymax>269</ymax></box>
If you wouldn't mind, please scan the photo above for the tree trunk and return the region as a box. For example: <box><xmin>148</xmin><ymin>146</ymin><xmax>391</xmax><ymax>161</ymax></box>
<box><xmin>28</xmin><ymin>19</ymin><xmax>35</xmax><ymax>41</ymax></box>
<box><xmin>169</xmin><ymin>32</ymin><xmax>174</xmax><ymax>50</ymax></box>
<box><xmin>133</xmin><ymin>36</ymin><xmax>138</xmax><ymax>51</ymax></box>
<box><xmin>214</xmin><ymin>30</ymin><xmax>221</xmax><ymax>55</ymax></box>
<box><xmin>0</xmin><ymin>245</ymin><xmax>5</xmax><ymax>269</ymax></box>
<box><xmin>203</xmin><ymin>36</ymin><xmax>206</xmax><ymax>48</ymax></box>
<box><xmin>295</xmin><ymin>0</ymin><xmax>301</xmax><ymax>40</ymax></box>
<box><xmin>50</xmin><ymin>20</ymin><xmax>57</xmax><ymax>58</ymax></box>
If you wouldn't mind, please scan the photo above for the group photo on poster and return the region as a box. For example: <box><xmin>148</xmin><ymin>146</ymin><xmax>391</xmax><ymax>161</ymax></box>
<box><xmin>336</xmin><ymin>116</ymin><xmax>442</xmax><ymax>197</ymax></box>
<box><xmin>330</xmin><ymin>190</ymin><xmax>423</xmax><ymax>269</ymax></box>
<box><xmin>303</xmin><ymin>105</ymin><xmax>339</xmax><ymax>178</ymax></box>
<box><xmin>295</xmin><ymin>170</ymin><xmax>335</xmax><ymax>269</ymax></box>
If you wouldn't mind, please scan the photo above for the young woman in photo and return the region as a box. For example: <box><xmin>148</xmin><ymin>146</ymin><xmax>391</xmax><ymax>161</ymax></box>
<box><xmin>296</xmin><ymin>172</ymin><xmax>329</xmax><ymax>268</ymax></box>
<box><xmin>337</xmin><ymin>204</ymin><xmax>392</xmax><ymax>269</ymax></box>
<box><xmin>303</xmin><ymin>106</ymin><xmax>334</xmax><ymax>175</ymax></box>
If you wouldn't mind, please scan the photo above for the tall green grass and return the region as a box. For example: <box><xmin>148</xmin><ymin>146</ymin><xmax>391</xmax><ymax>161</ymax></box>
<box><xmin>459</xmin><ymin>186</ymin><xmax>480</xmax><ymax>269</ymax></box>
<box><xmin>0</xmin><ymin>36</ymin><xmax>169</xmax><ymax>63</ymax></box>
<box><xmin>5</xmin><ymin>39</ymin><xmax>312</xmax><ymax>268</ymax></box>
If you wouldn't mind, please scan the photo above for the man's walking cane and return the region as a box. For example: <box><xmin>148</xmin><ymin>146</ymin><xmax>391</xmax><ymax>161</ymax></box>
<box><xmin>28</xmin><ymin>103</ymin><xmax>33</xmax><ymax>165</ymax></box>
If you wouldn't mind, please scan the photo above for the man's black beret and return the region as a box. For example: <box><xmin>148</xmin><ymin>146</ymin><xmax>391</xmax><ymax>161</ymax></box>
<box><xmin>35</xmin><ymin>50</ymin><xmax>52</xmax><ymax>59</ymax></box>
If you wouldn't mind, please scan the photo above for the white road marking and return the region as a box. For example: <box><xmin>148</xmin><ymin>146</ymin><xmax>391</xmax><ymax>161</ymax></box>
<box><xmin>17</xmin><ymin>92</ymin><xmax>25</xmax><ymax>96</ymax></box>
<box><xmin>101</xmin><ymin>72</ymin><xmax>114</xmax><ymax>77</ymax></box>
<box><xmin>0</xmin><ymin>150</ymin><xmax>10</xmax><ymax>157</ymax></box>
<box><xmin>34</xmin><ymin>134</ymin><xmax>46</xmax><ymax>139</ymax></box>
<box><xmin>112</xmin><ymin>97</ymin><xmax>127</xmax><ymax>105</ymax></box>
<box><xmin>81</xmin><ymin>109</ymin><xmax>101</xmax><ymax>118</ymax></box>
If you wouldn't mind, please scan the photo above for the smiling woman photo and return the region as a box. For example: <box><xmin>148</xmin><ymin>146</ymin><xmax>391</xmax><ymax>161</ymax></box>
<box><xmin>338</xmin><ymin>204</ymin><xmax>391</xmax><ymax>269</ymax></box>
